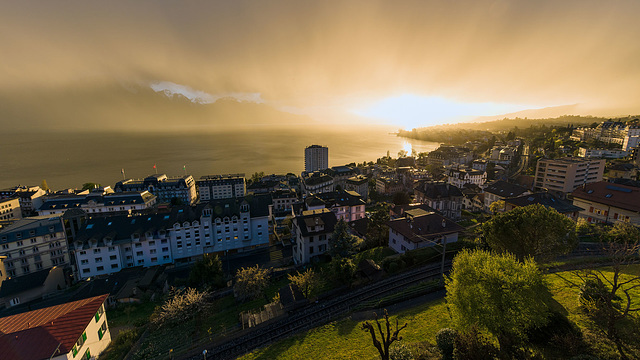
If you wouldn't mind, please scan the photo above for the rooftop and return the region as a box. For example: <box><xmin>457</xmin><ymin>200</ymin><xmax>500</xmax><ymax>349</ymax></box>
<box><xmin>571</xmin><ymin>181</ymin><xmax>640</xmax><ymax>213</ymax></box>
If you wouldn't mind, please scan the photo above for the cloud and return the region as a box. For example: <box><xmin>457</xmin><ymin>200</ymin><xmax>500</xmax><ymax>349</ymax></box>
<box><xmin>150</xmin><ymin>81</ymin><xmax>263</xmax><ymax>104</ymax></box>
<box><xmin>1</xmin><ymin>0</ymin><xmax>639</xmax><ymax>128</ymax></box>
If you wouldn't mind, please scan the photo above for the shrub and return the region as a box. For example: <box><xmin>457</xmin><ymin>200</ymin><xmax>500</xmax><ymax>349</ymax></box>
<box><xmin>435</xmin><ymin>328</ymin><xmax>457</xmax><ymax>360</ymax></box>
<box><xmin>453</xmin><ymin>327</ymin><xmax>498</xmax><ymax>360</ymax></box>
<box><xmin>568</xmin><ymin>355</ymin><xmax>601</xmax><ymax>360</ymax></box>
<box><xmin>151</xmin><ymin>287</ymin><xmax>209</xmax><ymax>328</ymax></box>
<box><xmin>390</xmin><ymin>342</ymin><xmax>414</xmax><ymax>360</ymax></box>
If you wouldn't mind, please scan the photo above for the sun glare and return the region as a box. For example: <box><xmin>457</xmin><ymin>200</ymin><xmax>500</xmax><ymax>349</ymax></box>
<box><xmin>352</xmin><ymin>94</ymin><xmax>535</xmax><ymax>130</ymax></box>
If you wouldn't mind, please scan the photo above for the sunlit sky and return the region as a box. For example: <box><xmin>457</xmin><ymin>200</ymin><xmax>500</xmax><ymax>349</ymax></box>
<box><xmin>1</xmin><ymin>0</ymin><xmax>640</xmax><ymax>130</ymax></box>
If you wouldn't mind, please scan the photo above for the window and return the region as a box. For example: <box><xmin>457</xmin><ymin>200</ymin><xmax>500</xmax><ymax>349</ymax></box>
<box><xmin>134</xmin><ymin>243</ymin><xmax>142</xmax><ymax>248</ymax></box>
<box><xmin>136</xmin><ymin>251</ymin><xmax>143</xmax><ymax>256</ymax></box>
<box><xmin>1</xmin><ymin>244</ymin><xmax>8</xmax><ymax>250</ymax></box>
<box><xmin>95</xmin><ymin>305</ymin><xmax>104</xmax><ymax>322</ymax></box>
<box><xmin>83</xmin><ymin>348</ymin><xmax>91</xmax><ymax>360</ymax></box>
<box><xmin>81</xmin><ymin>259</ymin><xmax>89</xmax><ymax>265</ymax></box>
<box><xmin>72</xmin><ymin>332</ymin><xmax>87</xmax><ymax>356</ymax></box>
<box><xmin>108</xmin><ymin>246</ymin><xmax>116</xmax><ymax>252</ymax></box>
<box><xmin>162</xmin><ymin>247</ymin><xmax>169</xmax><ymax>252</ymax></box>
<box><xmin>109</xmin><ymin>255</ymin><xmax>117</xmax><ymax>260</ymax></box>
<box><xmin>19</xmin><ymin>249</ymin><xmax>25</xmax><ymax>256</ymax></box>
<box><xmin>93</xmin><ymin>248</ymin><xmax>101</xmax><ymax>254</ymax></box>
<box><xmin>163</xmin><ymin>255</ymin><xmax>170</xmax><ymax>260</ymax></box>
<box><xmin>95</xmin><ymin>257</ymin><xmax>103</xmax><ymax>263</ymax></box>
<box><xmin>96</xmin><ymin>266</ymin><xmax>104</xmax><ymax>271</ymax></box>
<box><xmin>98</xmin><ymin>321</ymin><xmax>108</xmax><ymax>340</ymax></box>
<box><xmin>149</xmin><ymin>241</ymin><xmax>155</xmax><ymax>246</ymax></box>
<box><xmin>151</xmin><ymin>257</ymin><xmax>157</xmax><ymax>262</ymax></box>
<box><xmin>309</xmin><ymin>246</ymin><xmax>314</xmax><ymax>254</ymax></box>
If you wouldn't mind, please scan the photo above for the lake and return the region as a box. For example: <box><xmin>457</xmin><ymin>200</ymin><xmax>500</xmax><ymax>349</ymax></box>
<box><xmin>0</xmin><ymin>127</ymin><xmax>439</xmax><ymax>190</ymax></box>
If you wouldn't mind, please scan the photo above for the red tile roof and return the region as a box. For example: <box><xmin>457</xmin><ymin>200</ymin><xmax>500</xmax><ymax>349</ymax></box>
<box><xmin>571</xmin><ymin>181</ymin><xmax>640</xmax><ymax>213</ymax></box>
<box><xmin>0</xmin><ymin>294</ymin><xmax>108</xmax><ymax>360</ymax></box>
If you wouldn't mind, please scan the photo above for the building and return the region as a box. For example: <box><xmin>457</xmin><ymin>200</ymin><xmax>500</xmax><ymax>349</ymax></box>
<box><xmin>607</xmin><ymin>163</ymin><xmax>637</xmax><ymax>180</ymax></box>
<box><xmin>534</xmin><ymin>158</ymin><xmax>605</xmax><ymax>197</ymax></box>
<box><xmin>483</xmin><ymin>180</ymin><xmax>531</xmax><ymax>211</ymax></box>
<box><xmin>0</xmin><ymin>197</ymin><xmax>22</xmax><ymax>223</ymax></box>
<box><xmin>447</xmin><ymin>167</ymin><xmax>487</xmax><ymax>189</ymax></box>
<box><xmin>0</xmin><ymin>216</ymin><xmax>69</xmax><ymax>279</ymax></box>
<box><xmin>115</xmin><ymin>174</ymin><xmax>197</xmax><ymax>205</ymax></box>
<box><xmin>504</xmin><ymin>193</ymin><xmax>583</xmax><ymax>220</ymax></box>
<box><xmin>197</xmin><ymin>174</ymin><xmax>246</xmax><ymax>201</ymax></box>
<box><xmin>38</xmin><ymin>191</ymin><xmax>157</xmax><ymax>216</ymax></box>
<box><xmin>578</xmin><ymin>148</ymin><xmax>628</xmax><ymax>159</ymax></box>
<box><xmin>0</xmin><ymin>294</ymin><xmax>111</xmax><ymax>360</ymax></box>
<box><xmin>426</xmin><ymin>145</ymin><xmax>473</xmax><ymax>166</ymax></box>
<box><xmin>345</xmin><ymin>175</ymin><xmax>369</xmax><ymax>201</ymax></box>
<box><xmin>571</xmin><ymin>181</ymin><xmax>640</xmax><ymax>225</ymax></box>
<box><xmin>376</xmin><ymin>177</ymin><xmax>403</xmax><ymax>195</ymax></box>
<box><xmin>326</xmin><ymin>166</ymin><xmax>357</xmax><ymax>190</ymax></box>
<box><xmin>304</xmin><ymin>145</ymin><xmax>329</xmax><ymax>172</ymax></box>
<box><xmin>292</xmin><ymin>208</ymin><xmax>337</xmax><ymax>264</ymax></box>
<box><xmin>414</xmin><ymin>181</ymin><xmax>463</xmax><ymax>219</ymax></box>
<box><xmin>301</xmin><ymin>172</ymin><xmax>334</xmax><ymax>196</ymax></box>
<box><xmin>387</xmin><ymin>209</ymin><xmax>464</xmax><ymax>254</ymax></box>
<box><xmin>4</xmin><ymin>186</ymin><xmax>47</xmax><ymax>217</ymax></box>
<box><xmin>73</xmin><ymin>214</ymin><xmax>174</xmax><ymax>280</ymax></box>
<box><xmin>305</xmin><ymin>190</ymin><xmax>366</xmax><ymax>222</ymax></box>
<box><xmin>0</xmin><ymin>266</ymin><xmax>66</xmax><ymax>308</ymax></box>
<box><xmin>271</xmin><ymin>189</ymin><xmax>299</xmax><ymax>212</ymax></box>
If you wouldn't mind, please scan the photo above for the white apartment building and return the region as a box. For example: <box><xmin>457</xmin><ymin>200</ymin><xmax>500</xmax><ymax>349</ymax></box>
<box><xmin>197</xmin><ymin>174</ymin><xmax>246</xmax><ymax>201</ymax></box>
<box><xmin>38</xmin><ymin>191</ymin><xmax>157</xmax><ymax>216</ymax></box>
<box><xmin>447</xmin><ymin>168</ymin><xmax>487</xmax><ymax>189</ymax></box>
<box><xmin>578</xmin><ymin>148</ymin><xmax>628</xmax><ymax>159</ymax></box>
<box><xmin>116</xmin><ymin>174</ymin><xmax>197</xmax><ymax>205</ymax></box>
<box><xmin>0</xmin><ymin>197</ymin><xmax>22</xmax><ymax>222</ymax></box>
<box><xmin>304</xmin><ymin>145</ymin><xmax>329</xmax><ymax>172</ymax></box>
<box><xmin>0</xmin><ymin>215</ymin><xmax>69</xmax><ymax>278</ymax></box>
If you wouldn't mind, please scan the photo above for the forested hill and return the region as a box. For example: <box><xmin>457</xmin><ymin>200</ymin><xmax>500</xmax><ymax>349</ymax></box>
<box><xmin>398</xmin><ymin>115</ymin><xmax>636</xmax><ymax>144</ymax></box>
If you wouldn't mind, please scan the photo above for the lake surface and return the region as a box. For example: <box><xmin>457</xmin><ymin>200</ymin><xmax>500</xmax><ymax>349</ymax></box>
<box><xmin>0</xmin><ymin>128</ymin><xmax>439</xmax><ymax>190</ymax></box>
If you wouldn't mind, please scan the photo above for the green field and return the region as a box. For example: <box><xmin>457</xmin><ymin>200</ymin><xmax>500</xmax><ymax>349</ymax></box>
<box><xmin>240</xmin><ymin>265</ymin><xmax>640</xmax><ymax>360</ymax></box>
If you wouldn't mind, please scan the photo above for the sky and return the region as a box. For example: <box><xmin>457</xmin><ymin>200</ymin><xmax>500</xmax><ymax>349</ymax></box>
<box><xmin>1</xmin><ymin>0</ymin><xmax>640</xmax><ymax>130</ymax></box>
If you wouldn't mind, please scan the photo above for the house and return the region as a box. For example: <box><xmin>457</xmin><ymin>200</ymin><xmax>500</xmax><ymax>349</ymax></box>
<box><xmin>116</xmin><ymin>174</ymin><xmax>197</xmax><ymax>205</ymax></box>
<box><xmin>376</xmin><ymin>177</ymin><xmax>403</xmax><ymax>195</ymax></box>
<box><xmin>571</xmin><ymin>181</ymin><xmax>640</xmax><ymax>225</ymax></box>
<box><xmin>607</xmin><ymin>163</ymin><xmax>637</xmax><ymax>180</ymax></box>
<box><xmin>0</xmin><ymin>197</ymin><xmax>22</xmax><ymax>223</ymax></box>
<box><xmin>292</xmin><ymin>209</ymin><xmax>338</xmax><ymax>264</ymax></box>
<box><xmin>0</xmin><ymin>294</ymin><xmax>111</xmax><ymax>360</ymax></box>
<box><xmin>483</xmin><ymin>180</ymin><xmax>531</xmax><ymax>211</ymax></box>
<box><xmin>0</xmin><ymin>266</ymin><xmax>66</xmax><ymax>308</ymax></box>
<box><xmin>301</xmin><ymin>173</ymin><xmax>334</xmax><ymax>196</ymax></box>
<box><xmin>504</xmin><ymin>193</ymin><xmax>583</xmax><ymax>220</ymax></box>
<box><xmin>387</xmin><ymin>209</ymin><xmax>464</xmax><ymax>254</ymax></box>
<box><xmin>345</xmin><ymin>175</ymin><xmax>369</xmax><ymax>201</ymax></box>
<box><xmin>414</xmin><ymin>181</ymin><xmax>463</xmax><ymax>219</ymax></box>
<box><xmin>447</xmin><ymin>167</ymin><xmax>487</xmax><ymax>189</ymax></box>
<box><xmin>460</xmin><ymin>184</ymin><xmax>484</xmax><ymax>212</ymax></box>
<box><xmin>307</xmin><ymin>190</ymin><xmax>366</xmax><ymax>222</ymax></box>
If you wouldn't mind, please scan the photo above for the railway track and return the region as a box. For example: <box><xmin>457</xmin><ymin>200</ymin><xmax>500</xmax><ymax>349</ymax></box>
<box><xmin>182</xmin><ymin>262</ymin><xmax>450</xmax><ymax>360</ymax></box>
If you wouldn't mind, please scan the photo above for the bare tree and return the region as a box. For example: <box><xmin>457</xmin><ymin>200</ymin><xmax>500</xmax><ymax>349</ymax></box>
<box><xmin>361</xmin><ymin>309</ymin><xmax>408</xmax><ymax>360</ymax></box>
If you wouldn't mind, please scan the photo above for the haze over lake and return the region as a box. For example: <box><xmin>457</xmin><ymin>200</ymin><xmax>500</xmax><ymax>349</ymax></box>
<box><xmin>0</xmin><ymin>128</ymin><xmax>438</xmax><ymax>190</ymax></box>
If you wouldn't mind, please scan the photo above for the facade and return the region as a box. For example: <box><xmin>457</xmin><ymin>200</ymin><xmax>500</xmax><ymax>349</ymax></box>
<box><xmin>483</xmin><ymin>180</ymin><xmax>531</xmax><ymax>211</ymax></box>
<box><xmin>304</xmin><ymin>145</ymin><xmax>329</xmax><ymax>172</ymax></box>
<box><xmin>197</xmin><ymin>174</ymin><xmax>246</xmax><ymax>201</ymax></box>
<box><xmin>0</xmin><ymin>197</ymin><xmax>22</xmax><ymax>222</ymax></box>
<box><xmin>534</xmin><ymin>158</ymin><xmax>605</xmax><ymax>196</ymax></box>
<box><xmin>427</xmin><ymin>145</ymin><xmax>473</xmax><ymax>166</ymax></box>
<box><xmin>308</xmin><ymin>190</ymin><xmax>366</xmax><ymax>222</ymax></box>
<box><xmin>414</xmin><ymin>181</ymin><xmax>463</xmax><ymax>219</ymax></box>
<box><xmin>578</xmin><ymin>148</ymin><xmax>628</xmax><ymax>159</ymax></box>
<box><xmin>292</xmin><ymin>208</ymin><xmax>337</xmax><ymax>264</ymax></box>
<box><xmin>0</xmin><ymin>266</ymin><xmax>66</xmax><ymax>308</ymax></box>
<box><xmin>447</xmin><ymin>168</ymin><xmax>487</xmax><ymax>188</ymax></box>
<box><xmin>387</xmin><ymin>209</ymin><xmax>464</xmax><ymax>254</ymax></box>
<box><xmin>0</xmin><ymin>294</ymin><xmax>111</xmax><ymax>360</ymax></box>
<box><xmin>272</xmin><ymin>189</ymin><xmax>299</xmax><ymax>212</ymax></box>
<box><xmin>0</xmin><ymin>216</ymin><xmax>69</xmax><ymax>279</ymax></box>
<box><xmin>11</xmin><ymin>186</ymin><xmax>47</xmax><ymax>217</ymax></box>
<box><xmin>326</xmin><ymin>166</ymin><xmax>357</xmax><ymax>190</ymax></box>
<box><xmin>376</xmin><ymin>177</ymin><xmax>403</xmax><ymax>195</ymax></box>
<box><xmin>38</xmin><ymin>191</ymin><xmax>157</xmax><ymax>216</ymax></box>
<box><xmin>571</xmin><ymin>181</ymin><xmax>640</xmax><ymax>225</ymax></box>
<box><xmin>301</xmin><ymin>172</ymin><xmax>334</xmax><ymax>196</ymax></box>
<box><xmin>115</xmin><ymin>174</ymin><xmax>197</xmax><ymax>205</ymax></box>
<box><xmin>345</xmin><ymin>175</ymin><xmax>369</xmax><ymax>201</ymax></box>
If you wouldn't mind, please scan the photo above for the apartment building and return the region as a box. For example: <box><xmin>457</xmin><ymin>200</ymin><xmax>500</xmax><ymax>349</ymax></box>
<box><xmin>197</xmin><ymin>174</ymin><xmax>246</xmax><ymax>201</ymax></box>
<box><xmin>534</xmin><ymin>158</ymin><xmax>605</xmax><ymax>197</ymax></box>
<box><xmin>304</xmin><ymin>145</ymin><xmax>329</xmax><ymax>172</ymax></box>
<box><xmin>0</xmin><ymin>197</ymin><xmax>22</xmax><ymax>222</ymax></box>
<box><xmin>414</xmin><ymin>181</ymin><xmax>463</xmax><ymax>220</ymax></box>
<box><xmin>387</xmin><ymin>209</ymin><xmax>464</xmax><ymax>254</ymax></box>
<box><xmin>0</xmin><ymin>215</ymin><xmax>69</xmax><ymax>278</ymax></box>
<box><xmin>345</xmin><ymin>175</ymin><xmax>369</xmax><ymax>201</ymax></box>
<box><xmin>116</xmin><ymin>174</ymin><xmax>197</xmax><ymax>205</ymax></box>
<box><xmin>447</xmin><ymin>168</ymin><xmax>487</xmax><ymax>189</ymax></box>
<box><xmin>38</xmin><ymin>191</ymin><xmax>157</xmax><ymax>216</ymax></box>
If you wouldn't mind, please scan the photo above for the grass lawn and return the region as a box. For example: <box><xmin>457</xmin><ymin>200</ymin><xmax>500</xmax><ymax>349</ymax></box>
<box><xmin>239</xmin><ymin>264</ymin><xmax>640</xmax><ymax>360</ymax></box>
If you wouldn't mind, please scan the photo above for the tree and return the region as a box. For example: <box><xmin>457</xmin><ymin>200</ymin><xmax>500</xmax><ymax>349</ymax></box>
<box><xmin>234</xmin><ymin>265</ymin><xmax>270</xmax><ymax>302</ymax></box>
<box><xmin>81</xmin><ymin>182</ymin><xmax>101</xmax><ymax>191</ymax></box>
<box><xmin>481</xmin><ymin>204</ymin><xmax>578</xmax><ymax>262</ymax></box>
<box><xmin>488</xmin><ymin>200</ymin><xmax>505</xmax><ymax>214</ymax></box>
<box><xmin>366</xmin><ymin>203</ymin><xmax>391</xmax><ymax>248</ymax></box>
<box><xmin>361</xmin><ymin>309</ymin><xmax>408</xmax><ymax>360</ymax></box>
<box><xmin>249</xmin><ymin>171</ymin><xmax>265</xmax><ymax>185</ymax></box>
<box><xmin>151</xmin><ymin>287</ymin><xmax>209</xmax><ymax>328</ymax></box>
<box><xmin>575</xmin><ymin>222</ymin><xmax>640</xmax><ymax>359</ymax></box>
<box><xmin>188</xmin><ymin>254</ymin><xmax>224</xmax><ymax>289</ymax></box>
<box><xmin>329</xmin><ymin>219</ymin><xmax>362</xmax><ymax>258</ymax></box>
<box><xmin>445</xmin><ymin>249</ymin><xmax>549</xmax><ymax>356</ymax></box>
<box><xmin>326</xmin><ymin>256</ymin><xmax>357</xmax><ymax>285</ymax></box>
<box><xmin>392</xmin><ymin>191</ymin><xmax>411</xmax><ymax>206</ymax></box>
<box><xmin>288</xmin><ymin>268</ymin><xmax>321</xmax><ymax>299</ymax></box>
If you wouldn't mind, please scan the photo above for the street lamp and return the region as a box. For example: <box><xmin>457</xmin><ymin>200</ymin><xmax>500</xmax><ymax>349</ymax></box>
<box><xmin>203</xmin><ymin>349</ymin><xmax>208</xmax><ymax>360</ymax></box>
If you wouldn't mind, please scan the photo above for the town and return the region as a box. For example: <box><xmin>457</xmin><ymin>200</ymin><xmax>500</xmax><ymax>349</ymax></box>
<box><xmin>1</xmin><ymin>117</ymin><xmax>639</xmax><ymax>360</ymax></box>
